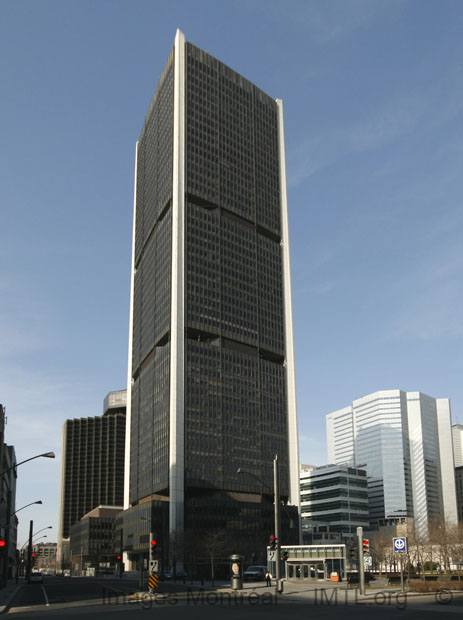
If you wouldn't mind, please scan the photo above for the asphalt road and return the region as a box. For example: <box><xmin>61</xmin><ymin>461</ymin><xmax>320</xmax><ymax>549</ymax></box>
<box><xmin>4</xmin><ymin>577</ymin><xmax>463</xmax><ymax>619</ymax></box>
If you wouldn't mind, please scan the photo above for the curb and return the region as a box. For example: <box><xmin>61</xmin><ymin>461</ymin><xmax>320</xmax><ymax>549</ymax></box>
<box><xmin>0</xmin><ymin>583</ymin><xmax>24</xmax><ymax>614</ymax></box>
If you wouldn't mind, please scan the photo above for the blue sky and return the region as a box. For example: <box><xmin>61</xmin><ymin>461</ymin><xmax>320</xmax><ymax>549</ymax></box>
<box><xmin>1</xmin><ymin>0</ymin><xmax>462</xmax><ymax>545</ymax></box>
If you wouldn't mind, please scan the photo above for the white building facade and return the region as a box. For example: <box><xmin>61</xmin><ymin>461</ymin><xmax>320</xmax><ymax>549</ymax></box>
<box><xmin>452</xmin><ymin>424</ymin><xmax>463</xmax><ymax>468</ymax></box>
<box><xmin>300</xmin><ymin>464</ymin><xmax>369</xmax><ymax>544</ymax></box>
<box><xmin>326</xmin><ymin>390</ymin><xmax>458</xmax><ymax>539</ymax></box>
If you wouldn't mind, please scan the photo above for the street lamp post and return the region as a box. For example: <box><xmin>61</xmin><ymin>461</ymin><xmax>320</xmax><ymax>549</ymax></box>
<box><xmin>27</xmin><ymin>521</ymin><xmax>33</xmax><ymax>580</ymax></box>
<box><xmin>1</xmin><ymin>501</ymin><xmax>42</xmax><ymax>586</ymax></box>
<box><xmin>21</xmin><ymin>529</ymin><xmax>51</xmax><ymax>551</ymax></box>
<box><xmin>0</xmin><ymin>452</ymin><xmax>54</xmax><ymax>585</ymax></box>
<box><xmin>140</xmin><ymin>516</ymin><xmax>151</xmax><ymax>590</ymax></box>
<box><xmin>273</xmin><ymin>455</ymin><xmax>282</xmax><ymax>594</ymax></box>
<box><xmin>237</xmin><ymin>455</ymin><xmax>283</xmax><ymax>594</ymax></box>
<box><xmin>2</xmin><ymin>500</ymin><xmax>42</xmax><ymax>525</ymax></box>
<box><xmin>0</xmin><ymin>452</ymin><xmax>55</xmax><ymax>479</ymax></box>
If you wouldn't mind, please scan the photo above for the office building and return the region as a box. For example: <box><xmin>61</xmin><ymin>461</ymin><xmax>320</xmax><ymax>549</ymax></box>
<box><xmin>456</xmin><ymin>466</ymin><xmax>463</xmax><ymax>523</ymax></box>
<box><xmin>326</xmin><ymin>390</ymin><xmax>458</xmax><ymax>539</ymax></box>
<box><xmin>70</xmin><ymin>506</ymin><xmax>122</xmax><ymax>574</ymax></box>
<box><xmin>26</xmin><ymin>542</ymin><xmax>58</xmax><ymax>574</ymax></box>
<box><xmin>57</xmin><ymin>390</ymin><xmax>126</xmax><ymax>568</ymax></box>
<box><xmin>124</xmin><ymin>30</ymin><xmax>299</xmax><ymax>565</ymax></box>
<box><xmin>300</xmin><ymin>464</ymin><xmax>369</xmax><ymax>544</ymax></box>
<box><xmin>453</xmin><ymin>424</ymin><xmax>463</xmax><ymax>468</ymax></box>
<box><xmin>0</xmin><ymin>404</ymin><xmax>17</xmax><ymax>584</ymax></box>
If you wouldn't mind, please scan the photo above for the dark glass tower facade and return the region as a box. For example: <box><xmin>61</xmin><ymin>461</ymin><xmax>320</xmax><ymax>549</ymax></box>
<box><xmin>125</xmin><ymin>31</ymin><xmax>299</xmax><ymax>550</ymax></box>
<box><xmin>58</xmin><ymin>391</ymin><xmax>126</xmax><ymax>568</ymax></box>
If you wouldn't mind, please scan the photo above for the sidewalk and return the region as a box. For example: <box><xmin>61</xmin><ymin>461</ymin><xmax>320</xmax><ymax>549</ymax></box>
<box><xmin>0</xmin><ymin>578</ymin><xmax>23</xmax><ymax>613</ymax></box>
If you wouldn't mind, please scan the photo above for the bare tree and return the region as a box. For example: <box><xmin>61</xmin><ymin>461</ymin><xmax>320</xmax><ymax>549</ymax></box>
<box><xmin>448</xmin><ymin>522</ymin><xmax>463</xmax><ymax>582</ymax></box>
<box><xmin>369</xmin><ymin>531</ymin><xmax>390</xmax><ymax>577</ymax></box>
<box><xmin>201</xmin><ymin>530</ymin><xmax>232</xmax><ymax>585</ymax></box>
<box><xmin>407</xmin><ymin>520</ymin><xmax>428</xmax><ymax>580</ymax></box>
<box><xmin>429</xmin><ymin>517</ymin><xmax>453</xmax><ymax>576</ymax></box>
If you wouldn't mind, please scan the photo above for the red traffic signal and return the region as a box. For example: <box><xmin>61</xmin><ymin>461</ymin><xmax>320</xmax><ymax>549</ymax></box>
<box><xmin>151</xmin><ymin>540</ymin><xmax>157</xmax><ymax>547</ymax></box>
<box><xmin>31</xmin><ymin>553</ymin><xmax>36</xmax><ymax>557</ymax></box>
<box><xmin>117</xmin><ymin>555</ymin><xmax>121</xmax><ymax>560</ymax></box>
<box><xmin>0</xmin><ymin>540</ymin><xmax>6</xmax><ymax>548</ymax></box>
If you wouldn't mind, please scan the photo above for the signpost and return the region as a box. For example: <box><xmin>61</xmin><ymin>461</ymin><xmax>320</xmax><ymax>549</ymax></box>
<box><xmin>267</xmin><ymin>549</ymin><xmax>276</xmax><ymax>562</ymax></box>
<box><xmin>357</xmin><ymin>527</ymin><xmax>365</xmax><ymax>595</ymax></box>
<box><xmin>393</xmin><ymin>537</ymin><xmax>407</xmax><ymax>593</ymax></box>
<box><xmin>148</xmin><ymin>573</ymin><xmax>159</xmax><ymax>590</ymax></box>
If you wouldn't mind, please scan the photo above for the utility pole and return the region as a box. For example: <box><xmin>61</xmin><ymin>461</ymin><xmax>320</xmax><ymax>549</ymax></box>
<box><xmin>274</xmin><ymin>455</ymin><xmax>283</xmax><ymax>594</ymax></box>
<box><xmin>26</xmin><ymin>521</ymin><xmax>33</xmax><ymax>580</ymax></box>
<box><xmin>119</xmin><ymin>529</ymin><xmax>123</xmax><ymax>579</ymax></box>
<box><xmin>357</xmin><ymin>526</ymin><xmax>365</xmax><ymax>595</ymax></box>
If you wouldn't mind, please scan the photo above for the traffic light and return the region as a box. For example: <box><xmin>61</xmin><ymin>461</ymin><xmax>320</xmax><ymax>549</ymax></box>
<box><xmin>31</xmin><ymin>553</ymin><xmax>37</xmax><ymax>566</ymax></box>
<box><xmin>150</xmin><ymin>538</ymin><xmax>157</xmax><ymax>560</ymax></box>
<box><xmin>0</xmin><ymin>540</ymin><xmax>6</xmax><ymax>549</ymax></box>
<box><xmin>269</xmin><ymin>535</ymin><xmax>277</xmax><ymax>550</ymax></box>
<box><xmin>363</xmin><ymin>539</ymin><xmax>369</xmax><ymax>553</ymax></box>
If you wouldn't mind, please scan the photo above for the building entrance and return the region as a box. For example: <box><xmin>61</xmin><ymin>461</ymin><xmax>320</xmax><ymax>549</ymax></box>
<box><xmin>287</xmin><ymin>562</ymin><xmax>326</xmax><ymax>580</ymax></box>
<box><xmin>279</xmin><ymin>545</ymin><xmax>346</xmax><ymax>582</ymax></box>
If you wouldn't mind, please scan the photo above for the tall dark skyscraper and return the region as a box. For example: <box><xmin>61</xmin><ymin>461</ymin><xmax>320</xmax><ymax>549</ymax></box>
<box><xmin>124</xmin><ymin>30</ymin><xmax>299</xmax><ymax>556</ymax></box>
<box><xmin>57</xmin><ymin>391</ymin><xmax>126</xmax><ymax>568</ymax></box>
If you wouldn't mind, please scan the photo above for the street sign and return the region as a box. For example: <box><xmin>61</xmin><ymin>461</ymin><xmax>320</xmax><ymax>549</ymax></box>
<box><xmin>149</xmin><ymin>559</ymin><xmax>159</xmax><ymax>572</ymax></box>
<box><xmin>393</xmin><ymin>537</ymin><xmax>407</xmax><ymax>553</ymax></box>
<box><xmin>267</xmin><ymin>549</ymin><xmax>276</xmax><ymax>561</ymax></box>
<box><xmin>148</xmin><ymin>573</ymin><xmax>159</xmax><ymax>590</ymax></box>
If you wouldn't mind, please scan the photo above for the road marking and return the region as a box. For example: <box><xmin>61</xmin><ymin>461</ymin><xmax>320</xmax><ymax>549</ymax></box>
<box><xmin>41</xmin><ymin>585</ymin><xmax>49</xmax><ymax>606</ymax></box>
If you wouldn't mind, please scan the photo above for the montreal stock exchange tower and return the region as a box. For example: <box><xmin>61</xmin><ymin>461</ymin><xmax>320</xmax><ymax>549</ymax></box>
<box><xmin>122</xmin><ymin>30</ymin><xmax>300</xmax><ymax>571</ymax></box>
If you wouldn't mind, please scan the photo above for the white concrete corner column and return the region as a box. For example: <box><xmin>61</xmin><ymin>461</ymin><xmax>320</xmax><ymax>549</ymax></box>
<box><xmin>276</xmin><ymin>99</ymin><xmax>300</xmax><ymax>518</ymax></box>
<box><xmin>169</xmin><ymin>28</ymin><xmax>186</xmax><ymax>541</ymax></box>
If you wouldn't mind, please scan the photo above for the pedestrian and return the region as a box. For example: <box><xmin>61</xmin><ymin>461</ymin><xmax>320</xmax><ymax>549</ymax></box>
<box><xmin>265</xmin><ymin>571</ymin><xmax>271</xmax><ymax>587</ymax></box>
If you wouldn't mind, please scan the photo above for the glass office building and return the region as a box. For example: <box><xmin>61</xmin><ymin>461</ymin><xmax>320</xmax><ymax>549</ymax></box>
<box><xmin>124</xmin><ymin>30</ymin><xmax>299</xmax><ymax>558</ymax></box>
<box><xmin>326</xmin><ymin>389</ymin><xmax>458</xmax><ymax>539</ymax></box>
<box><xmin>300</xmin><ymin>464</ymin><xmax>369</xmax><ymax>545</ymax></box>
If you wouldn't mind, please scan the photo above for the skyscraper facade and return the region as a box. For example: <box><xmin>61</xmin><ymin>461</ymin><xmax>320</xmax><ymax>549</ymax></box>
<box><xmin>124</xmin><ymin>30</ymin><xmax>299</xmax><ymax>555</ymax></box>
<box><xmin>452</xmin><ymin>424</ymin><xmax>463</xmax><ymax>468</ymax></box>
<box><xmin>57</xmin><ymin>390</ymin><xmax>126</xmax><ymax>568</ymax></box>
<box><xmin>326</xmin><ymin>389</ymin><xmax>457</xmax><ymax>539</ymax></box>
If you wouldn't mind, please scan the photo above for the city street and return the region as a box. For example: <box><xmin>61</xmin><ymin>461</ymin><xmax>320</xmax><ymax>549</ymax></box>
<box><xmin>3</xmin><ymin>576</ymin><xmax>463</xmax><ymax>619</ymax></box>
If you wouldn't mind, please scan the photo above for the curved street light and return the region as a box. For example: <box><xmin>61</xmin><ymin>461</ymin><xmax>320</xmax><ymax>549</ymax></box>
<box><xmin>0</xmin><ymin>501</ymin><xmax>42</xmax><ymax>529</ymax></box>
<box><xmin>21</xmin><ymin>526</ymin><xmax>52</xmax><ymax>550</ymax></box>
<box><xmin>237</xmin><ymin>456</ymin><xmax>283</xmax><ymax>594</ymax></box>
<box><xmin>12</xmin><ymin>500</ymin><xmax>42</xmax><ymax>517</ymax></box>
<box><xmin>33</xmin><ymin>525</ymin><xmax>52</xmax><ymax>538</ymax></box>
<box><xmin>0</xmin><ymin>451</ymin><xmax>55</xmax><ymax>478</ymax></box>
<box><xmin>236</xmin><ymin>467</ymin><xmax>273</xmax><ymax>493</ymax></box>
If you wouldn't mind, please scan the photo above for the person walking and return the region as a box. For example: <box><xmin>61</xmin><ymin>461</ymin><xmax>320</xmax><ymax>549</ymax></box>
<box><xmin>265</xmin><ymin>571</ymin><xmax>272</xmax><ymax>587</ymax></box>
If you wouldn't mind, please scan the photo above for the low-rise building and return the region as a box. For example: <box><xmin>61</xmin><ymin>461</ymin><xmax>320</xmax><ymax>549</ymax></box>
<box><xmin>300</xmin><ymin>464</ymin><xmax>369</xmax><ymax>545</ymax></box>
<box><xmin>70</xmin><ymin>506</ymin><xmax>123</xmax><ymax>575</ymax></box>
